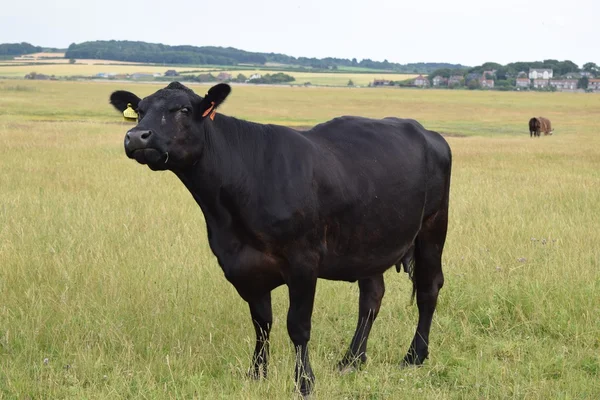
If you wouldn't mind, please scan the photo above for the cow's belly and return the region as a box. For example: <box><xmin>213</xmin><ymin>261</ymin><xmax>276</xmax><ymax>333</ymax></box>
<box><xmin>316</xmin><ymin>203</ymin><xmax>423</xmax><ymax>281</ymax></box>
<box><xmin>318</xmin><ymin>238</ymin><xmax>414</xmax><ymax>281</ymax></box>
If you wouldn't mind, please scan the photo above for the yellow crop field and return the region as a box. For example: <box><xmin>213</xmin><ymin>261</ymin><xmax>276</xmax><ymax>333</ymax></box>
<box><xmin>0</xmin><ymin>63</ymin><xmax>212</xmax><ymax>78</ymax></box>
<box><xmin>0</xmin><ymin>62</ymin><xmax>415</xmax><ymax>87</ymax></box>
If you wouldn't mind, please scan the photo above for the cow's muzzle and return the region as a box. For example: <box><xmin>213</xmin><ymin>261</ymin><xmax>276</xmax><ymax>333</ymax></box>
<box><xmin>124</xmin><ymin>129</ymin><xmax>166</xmax><ymax>167</ymax></box>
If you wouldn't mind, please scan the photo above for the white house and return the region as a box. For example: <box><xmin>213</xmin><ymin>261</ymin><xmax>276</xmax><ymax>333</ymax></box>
<box><xmin>413</xmin><ymin>75</ymin><xmax>429</xmax><ymax>87</ymax></box>
<box><xmin>529</xmin><ymin>68</ymin><xmax>553</xmax><ymax>80</ymax></box>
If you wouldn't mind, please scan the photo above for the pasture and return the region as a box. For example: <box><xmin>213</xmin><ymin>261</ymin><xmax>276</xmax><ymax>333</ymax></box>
<box><xmin>1</xmin><ymin>80</ymin><xmax>599</xmax><ymax>399</ymax></box>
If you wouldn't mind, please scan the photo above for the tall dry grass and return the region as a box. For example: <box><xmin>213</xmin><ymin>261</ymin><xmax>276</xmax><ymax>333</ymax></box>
<box><xmin>1</xmin><ymin>80</ymin><xmax>599</xmax><ymax>399</ymax></box>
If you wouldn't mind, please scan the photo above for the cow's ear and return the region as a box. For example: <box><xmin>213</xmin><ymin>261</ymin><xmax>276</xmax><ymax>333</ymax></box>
<box><xmin>110</xmin><ymin>90</ymin><xmax>142</xmax><ymax>112</ymax></box>
<box><xmin>195</xmin><ymin>83</ymin><xmax>231</xmax><ymax>120</ymax></box>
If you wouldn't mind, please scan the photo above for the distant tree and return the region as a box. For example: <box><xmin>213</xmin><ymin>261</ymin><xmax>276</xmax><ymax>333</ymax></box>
<box><xmin>236</xmin><ymin>73</ymin><xmax>247</xmax><ymax>82</ymax></box>
<box><xmin>582</xmin><ymin>62</ymin><xmax>598</xmax><ymax>76</ymax></box>
<box><xmin>69</xmin><ymin>58</ymin><xmax>76</xmax><ymax>64</ymax></box>
<box><xmin>495</xmin><ymin>80</ymin><xmax>514</xmax><ymax>91</ymax></box>
<box><xmin>495</xmin><ymin>66</ymin><xmax>508</xmax><ymax>80</ymax></box>
<box><xmin>485</xmin><ymin>73</ymin><xmax>494</xmax><ymax>80</ymax></box>
<box><xmin>247</xmin><ymin>73</ymin><xmax>295</xmax><ymax>84</ymax></box>
<box><xmin>467</xmin><ymin>79</ymin><xmax>480</xmax><ymax>90</ymax></box>
<box><xmin>553</xmin><ymin>60</ymin><xmax>579</xmax><ymax>76</ymax></box>
<box><xmin>0</xmin><ymin>42</ymin><xmax>42</xmax><ymax>56</ymax></box>
<box><xmin>347</xmin><ymin>79</ymin><xmax>354</xmax><ymax>86</ymax></box>
<box><xmin>578</xmin><ymin>76</ymin><xmax>589</xmax><ymax>89</ymax></box>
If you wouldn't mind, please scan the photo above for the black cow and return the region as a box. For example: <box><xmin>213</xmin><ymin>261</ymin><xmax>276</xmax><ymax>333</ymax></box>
<box><xmin>109</xmin><ymin>82</ymin><xmax>452</xmax><ymax>396</ymax></box>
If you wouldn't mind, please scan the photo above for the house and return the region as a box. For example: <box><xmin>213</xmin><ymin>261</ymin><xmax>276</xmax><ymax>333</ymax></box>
<box><xmin>482</xmin><ymin>70</ymin><xmax>496</xmax><ymax>78</ymax></box>
<box><xmin>517</xmin><ymin>71</ymin><xmax>528</xmax><ymax>78</ymax></box>
<box><xmin>480</xmin><ymin>77</ymin><xmax>494</xmax><ymax>88</ymax></box>
<box><xmin>372</xmin><ymin>79</ymin><xmax>393</xmax><ymax>86</ymax></box>
<box><xmin>532</xmin><ymin>79</ymin><xmax>549</xmax><ymax>89</ymax></box>
<box><xmin>432</xmin><ymin>76</ymin><xmax>448</xmax><ymax>87</ymax></box>
<box><xmin>248</xmin><ymin>73</ymin><xmax>262</xmax><ymax>81</ymax></box>
<box><xmin>580</xmin><ymin>71</ymin><xmax>594</xmax><ymax>78</ymax></box>
<box><xmin>413</xmin><ymin>75</ymin><xmax>429</xmax><ymax>87</ymax></box>
<box><xmin>516</xmin><ymin>78</ymin><xmax>530</xmax><ymax>88</ymax></box>
<box><xmin>549</xmin><ymin>79</ymin><xmax>578</xmax><ymax>91</ymax></box>
<box><xmin>165</xmin><ymin>69</ymin><xmax>179</xmax><ymax>77</ymax></box>
<box><xmin>217</xmin><ymin>72</ymin><xmax>232</xmax><ymax>81</ymax></box>
<box><xmin>563</xmin><ymin>72</ymin><xmax>581</xmax><ymax>79</ymax></box>
<box><xmin>529</xmin><ymin>68</ymin><xmax>553</xmax><ymax>80</ymax></box>
<box><xmin>448</xmin><ymin>75</ymin><xmax>464</xmax><ymax>86</ymax></box>
<box><xmin>588</xmin><ymin>79</ymin><xmax>600</xmax><ymax>91</ymax></box>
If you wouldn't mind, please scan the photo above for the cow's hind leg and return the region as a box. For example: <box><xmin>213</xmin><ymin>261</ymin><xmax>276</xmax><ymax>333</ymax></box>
<box><xmin>338</xmin><ymin>274</ymin><xmax>385</xmax><ymax>372</ymax></box>
<box><xmin>248</xmin><ymin>292</ymin><xmax>273</xmax><ymax>379</ymax></box>
<box><xmin>403</xmin><ymin>209</ymin><xmax>447</xmax><ymax>366</ymax></box>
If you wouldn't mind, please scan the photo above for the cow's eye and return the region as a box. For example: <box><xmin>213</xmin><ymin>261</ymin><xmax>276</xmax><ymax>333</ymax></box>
<box><xmin>180</xmin><ymin>107</ymin><xmax>190</xmax><ymax>114</ymax></box>
<box><xmin>137</xmin><ymin>110</ymin><xmax>144</xmax><ymax>119</ymax></box>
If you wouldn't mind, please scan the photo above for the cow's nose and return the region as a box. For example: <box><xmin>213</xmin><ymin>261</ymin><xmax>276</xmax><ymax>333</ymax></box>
<box><xmin>125</xmin><ymin>130</ymin><xmax>152</xmax><ymax>148</ymax></box>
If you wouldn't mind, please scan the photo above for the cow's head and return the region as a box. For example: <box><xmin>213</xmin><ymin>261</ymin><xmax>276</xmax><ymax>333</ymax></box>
<box><xmin>109</xmin><ymin>82</ymin><xmax>231</xmax><ymax>171</ymax></box>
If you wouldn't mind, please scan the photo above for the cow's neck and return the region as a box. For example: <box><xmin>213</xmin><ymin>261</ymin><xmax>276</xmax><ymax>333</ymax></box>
<box><xmin>174</xmin><ymin>114</ymin><xmax>272</xmax><ymax>224</ymax></box>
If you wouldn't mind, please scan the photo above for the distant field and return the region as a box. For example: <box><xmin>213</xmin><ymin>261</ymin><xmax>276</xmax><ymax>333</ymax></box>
<box><xmin>0</xmin><ymin>63</ymin><xmax>212</xmax><ymax>78</ymax></box>
<box><xmin>0</xmin><ymin>61</ymin><xmax>416</xmax><ymax>86</ymax></box>
<box><xmin>1</xmin><ymin>80</ymin><xmax>599</xmax><ymax>399</ymax></box>
<box><xmin>14</xmin><ymin>52</ymin><xmax>66</xmax><ymax>58</ymax></box>
<box><xmin>211</xmin><ymin>71</ymin><xmax>417</xmax><ymax>86</ymax></box>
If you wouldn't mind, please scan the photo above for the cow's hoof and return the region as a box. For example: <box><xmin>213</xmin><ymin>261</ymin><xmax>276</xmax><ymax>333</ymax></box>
<box><xmin>337</xmin><ymin>353</ymin><xmax>366</xmax><ymax>374</ymax></box>
<box><xmin>400</xmin><ymin>354</ymin><xmax>426</xmax><ymax>368</ymax></box>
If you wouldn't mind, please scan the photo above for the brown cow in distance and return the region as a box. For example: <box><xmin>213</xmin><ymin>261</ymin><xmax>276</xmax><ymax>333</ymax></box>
<box><xmin>529</xmin><ymin>117</ymin><xmax>553</xmax><ymax>137</ymax></box>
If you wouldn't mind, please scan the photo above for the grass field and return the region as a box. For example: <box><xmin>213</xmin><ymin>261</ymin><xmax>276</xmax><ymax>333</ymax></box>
<box><xmin>1</xmin><ymin>80</ymin><xmax>599</xmax><ymax>399</ymax></box>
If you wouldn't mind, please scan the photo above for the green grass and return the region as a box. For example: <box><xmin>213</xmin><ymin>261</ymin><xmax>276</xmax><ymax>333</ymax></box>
<box><xmin>1</xmin><ymin>80</ymin><xmax>599</xmax><ymax>399</ymax></box>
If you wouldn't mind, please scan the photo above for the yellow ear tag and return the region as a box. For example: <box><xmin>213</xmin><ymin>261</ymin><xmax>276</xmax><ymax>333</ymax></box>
<box><xmin>123</xmin><ymin>103</ymin><xmax>138</xmax><ymax>122</ymax></box>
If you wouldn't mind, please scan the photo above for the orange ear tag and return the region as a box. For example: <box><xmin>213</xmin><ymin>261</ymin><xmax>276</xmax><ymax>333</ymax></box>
<box><xmin>202</xmin><ymin>101</ymin><xmax>216</xmax><ymax>120</ymax></box>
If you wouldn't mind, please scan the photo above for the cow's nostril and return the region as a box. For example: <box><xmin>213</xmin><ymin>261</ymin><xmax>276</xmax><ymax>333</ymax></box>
<box><xmin>141</xmin><ymin>130</ymin><xmax>152</xmax><ymax>140</ymax></box>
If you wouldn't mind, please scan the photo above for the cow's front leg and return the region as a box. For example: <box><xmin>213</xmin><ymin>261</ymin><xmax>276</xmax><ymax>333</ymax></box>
<box><xmin>286</xmin><ymin>264</ymin><xmax>318</xmax><ymax>397</ymax></box>
<box><xmin>248</xmin><ymin>292</ymin><xmax>273</xmax><ymax>379</ymax></box>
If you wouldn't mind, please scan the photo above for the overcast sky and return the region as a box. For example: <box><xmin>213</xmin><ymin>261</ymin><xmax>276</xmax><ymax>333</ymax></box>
<box><xmin>1</xmin><ymin>0</ymin><xmax>597</xmax><ymax>67</ymax></box>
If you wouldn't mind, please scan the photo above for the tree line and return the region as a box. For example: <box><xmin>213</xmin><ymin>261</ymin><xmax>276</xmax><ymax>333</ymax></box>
<box><xmin>0</xmin><ymin>42</ymin><xmax>43</xmax><ymax>57</ymax></box>
<box><xmin>62</xmin><ymin>40</ymin><xmax>465</xmax><ymax>72</ymax></box>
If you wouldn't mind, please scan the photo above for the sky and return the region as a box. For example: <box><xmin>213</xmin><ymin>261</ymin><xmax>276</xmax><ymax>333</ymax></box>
<box><xmin>1</xmin><ymin>0</ymin><xmax>598</xmax><ymax>67</ymax></box>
